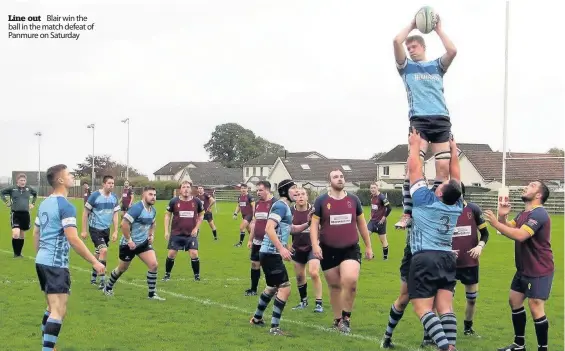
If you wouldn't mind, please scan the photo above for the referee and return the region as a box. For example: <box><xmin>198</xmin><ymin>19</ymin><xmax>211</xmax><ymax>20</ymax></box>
<box><xmin>1</xmin><ymin>173</ymin><xmax>38</xmax><ymax>258</ymax></box>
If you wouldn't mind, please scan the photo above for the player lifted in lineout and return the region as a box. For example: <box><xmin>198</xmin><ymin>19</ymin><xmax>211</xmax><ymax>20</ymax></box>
<box><xmin>393</xmin><ymin>11</ymin><xmax>457</xmax><ymax>230</ymax></box>
<box><xmin>233</xmin><ymin>184</ymin><xmax>255</xmax><ymax>247</ymax></box>
<box><xmin>163</xmin><ymin>181</ymin><xmax>205</xmax><ymax>282</ymax></box>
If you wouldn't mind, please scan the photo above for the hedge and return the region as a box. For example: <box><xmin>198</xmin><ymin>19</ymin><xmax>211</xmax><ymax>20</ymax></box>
<box><xmin>354</xmin><ymin>189</ymin><xmax>404</xmax><ymax>207</ymax></box>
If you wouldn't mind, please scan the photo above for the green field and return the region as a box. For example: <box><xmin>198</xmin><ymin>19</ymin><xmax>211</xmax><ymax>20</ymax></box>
<box><xmin>1</xmin><ymin>199</ymin><xmax>563</xmax><ymax>351</ymax></box>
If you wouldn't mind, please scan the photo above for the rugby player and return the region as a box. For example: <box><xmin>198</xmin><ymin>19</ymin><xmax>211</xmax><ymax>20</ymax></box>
<box><xmin>310</xmin><ymin>169</ymin><xmax>373</xmax><ymax>334</ymax></box>
<box><xmin>367</xmin><ymin>182</ymin><xmax>392</xmax><ymax>260</ymax></box>
<box><xmin>484</xmin><ymin>181</ymin><xmax>553</xmax><ymax>351</ymax></box>
<box><xmin>120</xmin><ymin>180</ymin><xmax>134</xmax><ymax>215</ymax></box>
<box><xmin>249</xmin><ymin>179</ymin><xmax>309</xmax><ymax>335</ymax></box>
<box><xmin>406</xmin><ymin>128</ymin><xmax>462</xmax><ymax>351</ymax></box>
<box><xmin>103</xmin><ymin>186</ymin><xmax>165</xmax><ymax>300</ymax></box>
<box><xmin>33</xmin><ymin>164</ymin><xmax>104</xmax><ymax>351</ymax></box>
<box><xmin>163</xmin><ymin>181</ymin><xmax>204</xmax><ymax>282</ymax></box>
<box><xmin>233</xmin><ymin>184</ymin><xmax>255</xmax><ymax>247</ymax></box>
<box><xmin>452</xmin><ymin>182</ymin><xmax>490</xmax><ymax>336</ymax></box>
<box><xmin>290</xmin><ymin>188</ymin><xmax>323</xmax><ymax>313</ymax></box>
<box><xmin>83</xmin><ymin>182</ymin><xmax>91</xmax><ymax>204</ymax></box>
<box><xmin>81</xmin><ymin>175</ymin><xmax>120</xmax><ymax>289</ymax></box>
<box><xmin>197</xmin><ymin>186</ymin><xmax>218</xmax><ymax>240</ymax></box>
<box><xmin>393</xmin><ymin>15</ymin><xmax>458</xmax><ymax>230</ymax></box>
<box><xmin>1</xmin><ymin>173</ymin><xmax>37</xmax><ymax>258</ymax></box>
<box><xmin>245</xmin><ymin>181</ymin><xmax>276</xmax><ymax>296</ymax></box>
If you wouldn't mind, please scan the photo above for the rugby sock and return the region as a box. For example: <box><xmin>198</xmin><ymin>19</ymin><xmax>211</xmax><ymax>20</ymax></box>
<box><xmin>315</xmin><ymin>298</ymin><xmax>323</xmax><ymax>306</ymax></box>
<box><xmin>106</xmin><ymin>268</ymin><xmax>123</xmax><ymax>290</ymax></box>
<box><xmin>15</xmin><ymin>238</ymin><xmax>24</xmax><ymax>256</ymax></box>
<box><xmin>298</xmin><ymin>283</ymin><xmax>308</xmax><ymax>302</ymax></box>
<box><xmin>402</xmin><ymin>179</ymin><xmax>412</xmax><ymax>216</ymax></box>
<box><xmin>41</xmin><ymin>310</ymin><xmax>50</xmax><ymax>337</ymax></box>
<box><xmin>98</xmin><ymin>260</ymin><xmax>107</xmax><ymax>284</ymax></box>
<box><xmin>253</xmin><ymin>291</ymin><xmax>274</xmax><ymax>320</ymax></box>
<box><xmin>534</xmin><ymin>315</ymin><xmax>548</xmax><ymax>351</ymax></box>
<box><xmin>91</xmin><ymin>250</ymin><xmax>100</xmax><ymax>281</ymax></box>
<box><xmin>383</xmin><ymin>246</ymin><xmax>389</xmax><ymax>259</ymax></box>
<box><xmin>42</xmin><ymin>318</ymin><xmax>62</xmax><ymax>351</ymax></box>
<box><xmin>212</xmin><ymin>229</ymin><xmax>217</xmax><ymax>239</ymax></box>
<box><xmin>511</xmin><ymin>307</ymin><xmax>527</xmax><ymax>346</ymax></box>
<box><xmin>191</xmin><ymin>258</ymin><xmax>200</xmax><ymax>276</ymax></box>
<box><xmin>239</xmin><ymin>231</ymin><xmax>245</xmax><ymax>243</ymax></box>
<box><xmin>165</xmin><ymin>257</ymin><xmax>175</xmax><ymax>276</ymax></box>
<box><xmin>250</xmin><ymin>268</ymin><xmax>261</xmax><ymax>291</ymax></box>
<box><xmin>271</xmin><ymin>297</ymin><xmax>287</xmax><ymax>328</ymax></box>
<box><xmin>464</xmin><ymin>320</ymin><xmax>473</xmax><ymax>330</ymax></box>
<box><xmin>440</xmin><ymin>312</ymin><xmax>457</xmax><ymax>346</ymax></box>
<box><xmin>421</xmin><ymin>311</ymin><xmax>449</xmax><ymax>350</ymax></box>
<box><xmin>384</xmin><ymin>304</ymin><xmax>404</xmax><ymax>339</ymax></box>
<box><xmin>11</xmin><ymin>238</ymin><xmax>17</xmax><ymax>255</ymax></box>
<box><xmin>147</xmin><ymin>271</ymin><xmax>157</xmax><ymax>297</ymax></box>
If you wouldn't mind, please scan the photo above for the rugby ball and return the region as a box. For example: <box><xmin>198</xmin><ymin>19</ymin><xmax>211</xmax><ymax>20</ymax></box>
<box><xmin>415</xmin><ymin>6</ymin><xmax>438</xmax><ymax>34</ymax></box>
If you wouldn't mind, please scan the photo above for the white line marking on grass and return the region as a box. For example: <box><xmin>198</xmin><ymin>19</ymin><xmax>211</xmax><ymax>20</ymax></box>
<box><xmin>1</xmin><ymin>250</ymin><xmax>419</xmax><ymax>351</ymax></box>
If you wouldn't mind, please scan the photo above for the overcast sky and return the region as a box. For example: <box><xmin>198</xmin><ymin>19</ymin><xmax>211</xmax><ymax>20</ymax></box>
<box><xmin>1</xmin><ymin>0</ymin><xmax>563</xmax><ymax>179</ymax></box>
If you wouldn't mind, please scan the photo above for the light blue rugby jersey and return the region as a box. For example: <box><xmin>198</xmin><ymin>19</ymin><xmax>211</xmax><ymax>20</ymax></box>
<box><xmin>120</xmin><ymin>201</ymin><xmax>156</xmax><ymax>245</ymax></box>
<box><xmin>409</xmin><ymin>179</ymin><xmax>463</xmax><ymax>254</ymax></box>
<box><xmin>35</xmin><ymin>195</ymin><xmax>77</xmax><ymax>268</ymax></box>
<box><xmin>397</xmin><ymin>57</ymin><xmax>449</xmax><ymax>119</ymax></box>
<box><xmin>260</xmin><ymin>199</ymin><xmax>293</xmax><ymax>255</ymax></box>
<box><xmin>85</xmin><ymin>190</ymin><xmax>119</xmax><ymax>230</ymax></box>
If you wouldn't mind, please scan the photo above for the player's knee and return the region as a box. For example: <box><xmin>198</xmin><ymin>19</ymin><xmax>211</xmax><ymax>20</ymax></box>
<box><xmin>528</xmin><ymin>298</ymin><xmax>544</xmax><ymax>311</ymax></box>
<box><xmin>251</xmin><ymin>261</ymin><xmax>260</xmax><ymax>270</ymax></box>
<box><xmin>295</xmin><ymin>274</ymin><xmax>306</xmax><ymax>285</ymax></box>
<box><xmin>466</xmin><ymin>291</ymin><xmax>478</xmax><ymax>305</ymax></box>
<box><xmin>189</xmin><ymin>250</ymin><xmax>198</xmax><ymax>259</ymax></box>
<box><xmin>308</xmin><ymin>267</ymin><xmax>320</xmax><ymax>279</ymax></box>
<box><xmin>265</xmin><ymin>286</ymin><xmax>278</xmax><ymax>295</ymax></box>
<box><xmin>98</xmin><ymin>246</ymin><xmax>108</xmax><ymax>255</ymax></box>
<box><xmin>148</xmin><ymin>262</ymin><xmax>158</xmax><ymax>271</ymax></box>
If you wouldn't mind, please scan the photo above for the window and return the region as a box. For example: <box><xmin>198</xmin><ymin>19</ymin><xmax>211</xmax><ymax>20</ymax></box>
<box><xmin>301</xmin><ymin>164</ymin><xmax>310</xmax><ymax>170</ymax></box>
<box><xmin>382</xmin><ymin>166</ymin><xmax>390</xmax><ymax>176</ymax></box>
<box><xmin>253</xmin><ymin>167</ymin><xmax>256</xmax><ymax>176</ymax></box>
<box><xmin>471</xmin><ymin>183</ymin><xmax>481</xmax><ymax>187</ymax></box>
<box><xmin>246</xmin><ymin>167</ymin><xmax>250</xmax><ymax>177</ymax></box>
<box><xmin>342</xmin><ymin>165</ymin><xmax>352</xmax><ymax>171</ymax></box>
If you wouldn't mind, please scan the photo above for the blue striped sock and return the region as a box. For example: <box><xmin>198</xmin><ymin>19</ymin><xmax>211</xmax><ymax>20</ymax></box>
<box><xmin>42</xmin><ymin>317</ymin><xmax>62</xmax><ymax>351</ymax></box>
<box><xmin>41</xmin><ymin>310</ymin><xmax>50</xmax><ymax>336</ymax></box>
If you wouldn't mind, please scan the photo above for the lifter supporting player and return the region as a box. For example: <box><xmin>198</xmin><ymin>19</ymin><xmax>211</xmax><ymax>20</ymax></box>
<box><xmin>245</xmin><ymin>181</ymin><xmax>276</xmax><ymax>296</ymax></box>
<box><xmin>485</xmin><ymin>181</ymin><xmax>553</xmax><ymax>351</ymax></box>
<box><xmin>197</xmin><ymin>186</ymin><xmax>218</xmax><ymax>240</ymax></box>
<box><xmin>452</xmin><ymin>182</ymin><xmax>490</xmax><ymax>336</ymax></box>
<box><xmin>233</xmin><ymin>184</ymin><xmax>255</xmax><ymax>247</ymax></box>
<box><xmin>393</xmin><ymin>14</ymin><xmax>458</xmax><ymax>230</ymax></box>
<box><xmin>1</xmin><ymin>173</ymin><xmax>37</xmax><ymax>258</ymax></box>
<box><xmin>310</xmin><ymin>169</ymin><xmax>373</xmax><ymax>334</ymax></box>
<box><xmin>406</xmin><ymin>129</ymin><xmax>463</xmax><ymax>351</ymax></box>
<box><xmin>163</xmin><ymin>181</ymin><xmax>204</xmax><ymax>282</ymax></box>
<box><xmin>367</xmin><ymin>182</ymin><xmax>392</xmax><ymax>260</ymax></box>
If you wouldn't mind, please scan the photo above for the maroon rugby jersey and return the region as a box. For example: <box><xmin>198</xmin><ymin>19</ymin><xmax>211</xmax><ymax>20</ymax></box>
<box><xmin>197</xmin><ymin>193</ymin><xmax>212</xmax><ymax>212</ymax></box>
<box><xmin>122</xmin><ymin>187</ymin><xmax>133</xmax><ymax>207</ymax></box>
<box><xmin>83</xmin><ymin>188</ymin><xmax>91</xmax><ymax>203</ymax></box>
<box><xmin>452</xmin><ymin>202</ymin><xmax>487</xmax><ymax>268</ymax></box>
<box><xmin>291</xmin><ymin>204</ymin><xmax>312</xmax><ymax>252</ymax></box>
<box><xmin>370</xmin><ymin>193</ymin><xmax>389</xmax><ymax>221</ymax></box>
<box><xmin>166</xmin><ymin>196</ymin><xmax>204</xmax><ymax>236</ymax></box>
<box><xmin>238</xmin><ymin>193</ymin><xmax>254</xmax><ymax>216</ymax></box>
<box><xmin>252</xmin><ymin>197</ymin><xmax>277</xmax><ymax>244</ymax></box>
<box><xmin>313</xmin><ymin>192</ymin><xmax>363</xmax><ymax>248</ymax></box>
<box><xmin>511</xmin><ymin>206</ymin><xmax>553</xmax><ymax>277</ymax></box>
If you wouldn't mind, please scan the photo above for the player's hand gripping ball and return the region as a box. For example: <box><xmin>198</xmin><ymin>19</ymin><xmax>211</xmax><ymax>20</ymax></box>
<box><xmin>415</xmin><ymin>6</ymin><xmax>438</xmax><ymax>34</ymax></box>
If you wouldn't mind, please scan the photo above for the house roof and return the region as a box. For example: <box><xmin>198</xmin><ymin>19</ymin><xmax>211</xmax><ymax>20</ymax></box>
<box><xmin>277</xmin><ymin>158</ymin><xmax>377</xmax><ymax>182</ymax></box>
<box><xmin>244</xmin><ymin>151</ymin><xmax>326</xmax><ymax>166</ymax></box>
<box><xmin>186</xmin><ymin>167</ymin><xmax>242</xmax><ymax>187</ymax></box>
<box><xmin>377</xmin><ymin>143</ymin><xmax>492</xmax><ymax>163</ymax></box>
<box><xmin>153</xmin><ymin>161</ymin><xmax>222</xmax><ymax>176</ymax></box>
<box><xmin>463</xmin><ymin>151</ymin><xmax>564</xmax><ymax>182</ymax></box>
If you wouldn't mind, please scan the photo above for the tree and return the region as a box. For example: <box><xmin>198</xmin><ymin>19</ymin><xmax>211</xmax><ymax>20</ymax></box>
<box><xmin>547</xmin><ymin>147</ymin><xmax>564</xmax><ymax>157</ymax></box>
<box><xmin>74</xmin><ymin>155</ymin><xmax>145</xmax><ymax>182</ymax></box>
<box><xmin>370</xmin><ymin>152</ymin><xmax>386</xmax><ymax>160</ymax></box>
<box><xmin>204</xmin><ymin>123</ymin><xmax>286</xmax><ymax>168</ymax></box>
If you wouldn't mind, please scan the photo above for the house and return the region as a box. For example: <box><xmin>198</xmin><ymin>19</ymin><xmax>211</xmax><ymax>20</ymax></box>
<box><xmin>267</xmin><ymin>157</ymin><xmax>377</xmax><ymax>192</ymax></box>
<box><xmin>153</xmin><ymin>161</ymin><xmax>242</xmax><ymax>187</ymax></box>
<box><xmin>424</xmin><ymin>151</ymin><xmax>564</xmax><ymax>190</ymax></box>
<box><xmin>243</xmin><ymin>151</ymin><xmax>326</xmax><ymax>183</ymax></box>
<box><xmin>375</xmin><ymin>143</ymin><xmax>492</xmax><ymax>189</ymax></box>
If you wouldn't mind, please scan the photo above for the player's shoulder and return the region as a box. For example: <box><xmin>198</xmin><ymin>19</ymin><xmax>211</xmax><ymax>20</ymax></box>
<box><xmin>345</xmin><ymin>192</ymin><xmax>361</xmax><ymax>202</ymax></box>
<box><xmin>314</xmin><ymin>192</ymin><xmax>330</xmax><ymax>203</ymax></box>
<box><xmin>530</xmin><ymin>206</ymin><xmax>550</xmax><ymax>220</ymax></box>
<box><xmin>465</xmin><ymin>201</ymin><xmax>482</xmax><ymax>212</ymax></box>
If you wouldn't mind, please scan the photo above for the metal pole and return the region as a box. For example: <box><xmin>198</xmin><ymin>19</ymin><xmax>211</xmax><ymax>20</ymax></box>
<box><xmin>501</xmin><ymin>0</ymin><xmax>510</xmax><ymax>187</ymax></box>
<box><xmin>35</xmin><ymin>132</ymin><xmax>42</xmax><ymax>192</ymax></box>
<box><xmin>87</xmin><ymin>124</ymin><xmax>95</xmax><ymax>187</ymax></box>
<box><xmin>121</xmin><ymin>118</ymin><xmax>130</xmax><ymax>180</ymax></box>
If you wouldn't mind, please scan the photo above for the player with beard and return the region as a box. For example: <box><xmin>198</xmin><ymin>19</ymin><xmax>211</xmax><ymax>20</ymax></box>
<box><xmin>81</xmin><ymin>175</ymin><xmax>120</xmax><ymax>289</ymax></box>
<box><xmin>103</xmin><ymin>186</ymin><xmax>165</xmax><ymax>300</ymax></box>
<box><xmin>120</xmin><ymin>180</ymin><xmax>134</xmax><ymax>215</ymax></box>
<box><xmin>290</xmin><ymin>188</ymin><xmax>323</xmax><ymax>313</ymax></box>
<box><xmin>249</xmin><ymin>179</ymin><xmax>310</xmax><ymax>336</ymax></box>
<box><xmin>163</xmin><ymin>181</ymin><xmax>205</xmax><ymax>281</ymax></box>
<box><xmin>484</xmin><ymin>181</ymin><xmax>553</xmax><ymax>351</ymax></box>
<box><xmin>245</xmin><ymin>181</ymin><xmax>276</xmax><ymax>296</ymax></box>
<box><xmin>310</xmin><ymin>169</ymin><xmax>373</xmax><ymax>334</ymax></box>
<box><xmin>197</xmin><ymin>186</ymin><xmax>218</xmax><ymax>240</ymax></box>
<box><xmin>233</xmin><ymin>184</ymin><xmax>255</xmax><ymax>247</ymax></box>
<box><xmin>367</xmin><ymin>182</ymin><xmax>392</xmax><ymax>260</ymax></box>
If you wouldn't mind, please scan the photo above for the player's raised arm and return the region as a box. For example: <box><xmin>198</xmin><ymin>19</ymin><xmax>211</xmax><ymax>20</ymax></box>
<box><xmin>407</xmin><ymin>128</ymin><xmax>424</xmax><ymax>186</ymax></box>
<box><xmin>393</xmin><ymin>19</ymin><xmax>416</xmax><ymax>69</ymax></box>
<box><xmin>449</xmin><ymin>137</ymin><xmax>461</xmax><ymax>182</ymax></box>
<box><xmin>434</xmin><ymin>16</ymin><xmax>457</xmax><ymax>72</ymax></box>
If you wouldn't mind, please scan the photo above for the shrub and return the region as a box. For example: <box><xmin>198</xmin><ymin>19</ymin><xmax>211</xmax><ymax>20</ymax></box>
<box><xmin>354</xmin><ymin>189</ymin><xmax>404</xmax><ymax>207</ymax></box>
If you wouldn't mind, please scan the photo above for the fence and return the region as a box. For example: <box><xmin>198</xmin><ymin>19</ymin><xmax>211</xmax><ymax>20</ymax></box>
<box><xmin>467</xmin><ymin>191</ymin><xmax>564</xmax><ymax>214</ymax></box>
